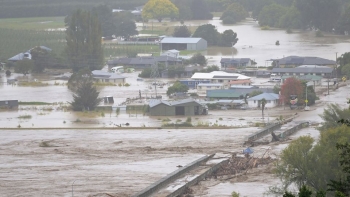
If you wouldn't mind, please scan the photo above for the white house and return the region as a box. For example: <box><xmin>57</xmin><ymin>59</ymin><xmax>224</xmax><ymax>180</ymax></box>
<box><xmin>92</xmin><ymin>70</ymin><xmax>126</xmax><ymax>84</ymax></box>
<box><xmin>191</xmin><ymin>71</ymin><xmax>251</xmax><ymax>87</ymax></box>
<box><xmin>161</xmin><ymin>49</ymin><xmax>180</xmax><ymax>58</ymax></box>
<box><xmin>247</xmin><ymin>93</ymin><xmax>280</xmax><ymax>108</ymax></box>
<box><xmin>196</xmin><ymin>83</ymin><xmax>224</xmax><ymax>93</ymax></box>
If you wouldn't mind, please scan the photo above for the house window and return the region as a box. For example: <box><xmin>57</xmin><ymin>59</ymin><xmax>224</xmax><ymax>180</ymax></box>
<box><xmin>254</xmin><ymin>100</ymin><xmax>256</xmax><ymax>103</ymax></box>
<box><xmin>268</xmin><ymin>100</ymin><xmax>271</xmax><ymax>103</ymax></box>
<box><xmin>218</xmin><ymin>80</ymin><xmax>223</xmax><ymax>83</ymax></box>
<box><xmin>207</xmin><ymin>86</ymin><xmax>211</xmax><ymax>89</ymax></box>
<box><xmin>189</xmin><ymin>82</ymin><xmax>193</xmax><ymax>85</ymax></box>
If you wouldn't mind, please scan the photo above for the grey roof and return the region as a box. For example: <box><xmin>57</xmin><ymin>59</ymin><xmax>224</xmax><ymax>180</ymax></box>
<box><xmin>149</xmin><ymin>98</ymin><xmax>201</xmax><ymax>108</ymax></box>
<box><xmin>107</xmin><ymin>56</ymin><xmax>181</xmax><ymax>66</ymax></box>
<box><xmin>274</xmin><ymin>56</ymin><xmax>336</xmax><ymax>65</ymax></box>
<box><xmin>247</xmin><ymin>93</ymin><xmax>279</xmax><ymax>101</ymax></box>
<box><xmin>220</xmin><ymin>58</ymin><xmax>251</xmax><ymax>64</ymax></box>
<box><xmin>197</xmin><ymin>83</ymin><xmax>223</xmax><ymax>87</ymax></box>
<box><xmin>160</xmin><ymin>37</ymin><xmax>203</xmax><ymax>44</ymax></box>
<box><xmin>92</xmin><ymin>70</ymin><xmax>126</xmax><ymax>79</ymax></box>
<box><xmin>184</xmin><ymin>65</ymin><xmax>202</xmax><ymax>72</ymax></box>
<box><xmin>271</xmin><ymin>67</ymin><xmax>333</xmax><ymax>74</ymax></box>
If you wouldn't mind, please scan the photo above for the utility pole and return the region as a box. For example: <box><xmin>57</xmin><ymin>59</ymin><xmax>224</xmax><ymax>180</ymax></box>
<box><xmin>335</xmin><ymin>52</ymin><xmax>338</xmax><ymax>79</ymax></box>
<box><xmin>72</xmin><ymin>180</ymin><xmax>77</xmax><ymax>197</ymax></box>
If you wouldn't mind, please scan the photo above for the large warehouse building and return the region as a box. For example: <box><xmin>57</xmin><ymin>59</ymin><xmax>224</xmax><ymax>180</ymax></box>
<box><xmin>160</xmin><ymin>37</ymin><xmax>207</xmax><ymax>51</ymax></box>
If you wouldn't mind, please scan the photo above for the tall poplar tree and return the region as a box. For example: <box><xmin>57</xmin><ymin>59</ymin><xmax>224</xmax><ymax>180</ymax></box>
<box><xmin>65</xmin><ymin>9</ymin><xmax>104</xmax><ymax>72</ymax></box>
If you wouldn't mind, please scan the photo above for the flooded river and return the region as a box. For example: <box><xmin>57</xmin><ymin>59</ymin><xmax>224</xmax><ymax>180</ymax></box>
<box><xmin>1</xmin><ymin>17</ymin><xmax>349</xmax><ymax>103</ymax></box>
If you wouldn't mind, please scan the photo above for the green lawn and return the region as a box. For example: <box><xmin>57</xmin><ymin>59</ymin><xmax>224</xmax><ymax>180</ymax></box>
<box><xmin>0</xmin><ymin>17</ymin><xmax>65</xmax><ymax>30</ymax></box>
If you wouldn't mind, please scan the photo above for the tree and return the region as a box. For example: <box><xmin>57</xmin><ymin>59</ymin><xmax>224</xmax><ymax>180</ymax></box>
<box><xmin>258</xmin><ymin>4</ymin><xmax>288</xmax><ymax>27</ymax></box>
<box><xmin>91</xmin><ymin>4</ymin><xmax>116</xmax><ymax>37</ymax></box>
<box><xmin>278</xmin><ymin>6</ymin><xmax>302</xmax><ymax>29</ymax></box>
<box><xmin>319</xmin><ymin>104</ymin><xmax>350</xmax><ymax>132</ymax></box>
<box><xmin>166</xmin><ymin>81</ymin><xmax>189</xmax><ymax>96</ymax></box>
<box><xmin>138</xmin><ymin>68</ymin><xmax>152</xmax><ymax>78</ymax></box>
<box><xmin>173</xmin><ymin>25</ymin><xmax>191</xmax><ymax>37</ymax></box>
<box><xmin>275</xmin><ymin>126</ymin><xmax>350</xmax><ymax>191</ymax></box>
<box><xmin>192</xmin><ymin>24</ymin><xmax>219</xmax><ymax>46</ymax></box>
<box><xmin>200</xmin><ymin>65</ymin><xmax>219</xmax><ymax>73</ymax></box>
<box><xmin>65</xmin><ymin>9</ymin><xmax>104</xmax><ymax>72</ymax></box>
<box><xmin>261</xmin><ymin>98</ymin><xmax>267</xmax><ymax>119</ymax></box>
<box><xmin>341</xmin><ymin>64</ymin><xmax>350</xmax><ymax>80</ymax></box>
<box><xmin>249</xmin><ymin>90</ymin><xmax>263</xmax><ymax>97</ymax></box>
<box><xmin>190</xmin><ymin>0</ymin><xmax>213</xmax><ymax>20</ymax></box>
<box><xmin>70</xmin><ymin>77</ymin><xmax>101</xmax><ymax>111</ymax></box>
<box><xmin>218</xmin><ymin>30</ymin><xmax>239</xmax><ymax>47</ymax></box>
<box><xmin>280</xmin><ymin>77</ymin><xmax>303</xmax><ymax>106</ymax></box>
<box><xmin>221</xmin><ymin>3</ymin><xmax>248</xmax><ymax>24</ymax></box>
<box><xmin>114</xmin><ymin>12</ymin><xmax>138</xmax><ymax>39</ymax></box>
<box><xmin>294</xmin><ymin>0</ymin><xmax>342</xmax><ymax>31</ymax></box>
<box><xmin>30</xmin><ymin>46</ymin><xmax>53</xmax><ymax>73</ymax></box>
<box><xmin>172</xmin><ymin>0</ymin><xmax>192</xmax><ymax>21</ymax></box>
<box><xmin>14</xmin><ymin>59</ymin><xmax>34</xmax><ymax>76</ymax></box>
<box><xmin>336</xmin><ymin>5</ymin><xmax>350</xmax><ymax>35</ymax></box>
<box><xmin>142</xmin><ymin>0</ymin><xmax>179</xmax><ymax>22</ymax></box>
<box><xmin>188</xmin><ymin>53</ymin><xmax>207</xmax><ymax>66</ymax></box>
<box><xmin>299</xmin><ymin>81</ymin><xmax>317</xmax><ymax>106</ymax></box>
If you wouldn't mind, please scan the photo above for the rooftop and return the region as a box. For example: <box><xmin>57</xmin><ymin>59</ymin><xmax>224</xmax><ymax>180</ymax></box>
<box><xmin>191</xmin><ymin>71</ymin><xmax>251</xmax><ymax>80</ymax></box>
<box><xmin>271</xmin><ymin>67</ymin><xmax>333</xmax><ymax>74</ymax></box>
<box><xmin>273</xmin><ymin>56</ymin><xmax>336</xmax><ymax>65</ymax></box>
<box><xmin>220</xmin><ymin>58</ymin><xmax>251</xmax><ymax>64</ymax></box>
<box><xmin>149</xmin><ymin>98</ymin><xmax>202</xmax><ymax>108</ymax></box>
<box><xmin>92</xmin><ymin>70</ymin><xmax>126</xmax><ymax>79</ymax></box>
<box><xmin>160</xmin><ymin>37</ymin><xmax>204</xmax><ymax>44</ymax></box>
<box><xmin>247</xmin><ymin>93</ymin><xmax>279</xmax><ymax>101</ymax></box>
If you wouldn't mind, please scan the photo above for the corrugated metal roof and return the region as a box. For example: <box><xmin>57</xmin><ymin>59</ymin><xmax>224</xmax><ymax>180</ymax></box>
<box><xmin>220</xmin><ymin>58</ymin><xmax>251</xmax><ymax>64</ymax></box>
<box><xmin>197</xmin><ymin>83</ymin><xmax>223</xmax><ymax>87</ymax></box>
<box><xmin>160</xmin><ymin>37</ymin><xmax>203</xmax><ymax>44</ymax></box>
<box><xmin>275</xmin><ymin>56</ymin><xmax>336</xmax><ymax>65</ymax></box>
<box><xmin>149</xmin><ymin>98</ymin><xmax>202</xmax><ymax>108</ymax></box>
<box><xmin>247</xmin><ymin>93</ymin><xmax>279</xmax><ymax>101</ymax></box>
<box><xmin>192</xmin><ymin>71</ymin><xmax>251</xmax><ymax>80</ymax></box>
<box><xmin>92</xmin><ymin>70</ymin><xmax>126</xmax><ymax>79</ymax></box>
<box><xmin>206</xmin><ymin>90</ymin><xmax>242</xmax><ymax>98</ymax></box>
<box><xmin>271</xmin><ymin>67</ymin><xmax>333</xmax><ymax>74</ymax></box>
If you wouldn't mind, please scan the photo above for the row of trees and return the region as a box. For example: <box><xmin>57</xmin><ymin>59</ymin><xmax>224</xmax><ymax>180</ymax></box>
<box><xmin>274</xmin><ymin>105</ymin><xmax>350</xmax><ymax>196</ymax></box>
<box><xmin>0</xmin><ymin>0</ymin><xmax>147</xmax><ymax>18</ymax></box>
<box><xmin>192</xmin><ymin>24</ymin><xmax>238</xmax><ymax>47</ymax></box>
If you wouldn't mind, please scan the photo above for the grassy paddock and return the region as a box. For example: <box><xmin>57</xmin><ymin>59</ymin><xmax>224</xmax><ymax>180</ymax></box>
<box><xmin>0</xmin><ymin>17</ymin><xmax>65</xmax><ymax>30</ymax></box>
<box><xmin>19</xmin><ymin>102</ymin><xmax>52</xmax><ymax>105</ymax></box>
<box><xmin>0</xmin><ymin>28</ymin><xmax>65</xmax><ymax>61</ymax></box>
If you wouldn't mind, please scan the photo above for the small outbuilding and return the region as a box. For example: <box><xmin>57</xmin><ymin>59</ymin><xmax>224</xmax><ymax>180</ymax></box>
<box><xmin>148</xmin><ymin>98</ymin><xmax>208</xmax><ymax>116</ymax></box>
<box><xmin>0</xmin><ymin>100</ymin><xmax>18</xmax><ymax>109</ymax></box>
<box><xmin>160</xmin><ymin>37</ymin><xmax>207</xmax><ymax>51</ymax></box>
<box><xmin>247</xmin><ymin>93</ymin><xmax>280</xmax><ymax>108</ymax></box>
<box><xmin>92</xmin><ymin>70</ymin><xmax>126</xmax><ymax>84</ymax></box>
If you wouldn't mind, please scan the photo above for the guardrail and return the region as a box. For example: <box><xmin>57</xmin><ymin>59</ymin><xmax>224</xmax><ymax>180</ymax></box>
<box><xmin>245</xmin><ymin>123</ymin><xmax>282</xmax><ymax>143</ymax></box>
<box><xmin>132</xmin><ymin>154</ymin><xmax>215</xmax><ymax>197</ymax></box>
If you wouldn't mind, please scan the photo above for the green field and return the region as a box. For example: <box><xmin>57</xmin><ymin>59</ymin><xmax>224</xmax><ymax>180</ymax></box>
<box><xmin>0</xmin><ymin>17</ymin><xmax>65</xmax><ymax>30</ymax></box>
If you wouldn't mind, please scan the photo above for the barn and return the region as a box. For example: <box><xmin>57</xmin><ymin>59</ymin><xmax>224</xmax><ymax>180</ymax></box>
<box><xmin>148</xmin><ymin>99</ymin><xmax>208</xmax><ymax>116</ymax></box>
<box><xmin>160</xmin><ymin>37</ymin><xmax>207</xmax><ymax>51</ymax></box>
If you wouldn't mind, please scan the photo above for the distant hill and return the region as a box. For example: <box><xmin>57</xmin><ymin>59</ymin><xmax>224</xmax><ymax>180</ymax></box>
<box><xmin>0</xmin><ymin>0</ymin><xmax>148</xmax><ymax>18</ymax></box>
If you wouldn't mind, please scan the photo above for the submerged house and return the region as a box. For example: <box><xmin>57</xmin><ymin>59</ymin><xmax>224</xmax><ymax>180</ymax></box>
<box><xmin>247</xmin><ymin>93</ymin><xmax>280</xmax><ymax>108</ymax></box>
<box><xmin>160</xmin><ymin>37</ymin><xmax>207</xmax><ymax>51</ymax></box>
<box><xmin>0</xmin><ymin>100</ymin><xmax>18</xmax><ymax>109</ymax></box>
<box><xmin>220</xmin><ymin>58</ymin><xmax>254</xmax><ymax>70</ymax></box>
<box><xmin>92</xmin><ymin>70</ymin><xmax>126</xmax><ymax>84</ymax></box>
<box><xmin>148</xmin><ymin>98</ymin><xmax>208</xmax><ymax>116</ymax></box>
<box><xmin>271</xmin><ymin>56</ymin><xmax>336</xmax><ymax>68</ymax></box>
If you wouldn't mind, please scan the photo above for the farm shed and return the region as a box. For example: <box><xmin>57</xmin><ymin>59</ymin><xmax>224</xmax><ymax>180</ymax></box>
<box><xmin>160</xmin><ymin>37</ymin><xmax>207</xmax><ymax>51</ymax></box>
<box><xmin>149</xmin><ymin>99</ymin><xmax>207</xmax><ymax>116</ymax></box>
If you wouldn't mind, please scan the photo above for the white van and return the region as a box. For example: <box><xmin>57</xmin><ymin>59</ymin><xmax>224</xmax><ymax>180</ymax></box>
<box><xmin>270</xmin><ymin>74</ymin><xmax>281</xmax><ymax>82</ymax></box>
<box><xmin>111</xmin><ymin>66</ymin><xmax>124</xmax><ymax>73</ymax></box>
